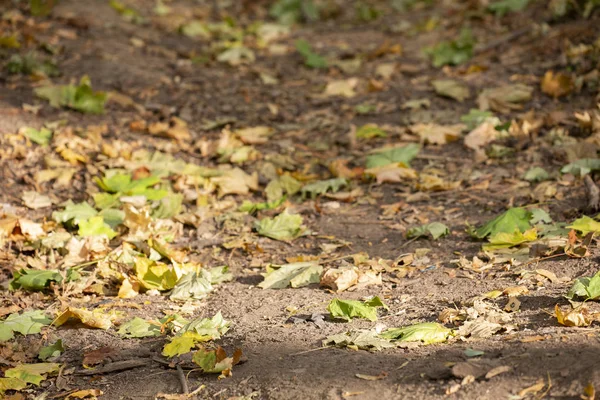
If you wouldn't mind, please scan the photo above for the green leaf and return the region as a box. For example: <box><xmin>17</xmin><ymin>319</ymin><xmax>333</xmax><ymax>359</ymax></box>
<box><xmin>560</xmin><ymin>159</ymin><xmax>600</xmax><ymax>177</ymax></box>
<box><xmin>93</xmin><ymin>192</ymin><xmax>121</xmax><ymax>209</ymax></box>
<box><xmin>327</xmin><ymin>297</ymin><xmax>387</xmax><ymax>322</ymax></box>
<box><xmin>567</xmin><ymin>215</ymin><xmax>600</xmax><ymax>236</ymax></box>
<box><xmin>355</xmin><ymin>125</ymin><xmax>387</xmax><ymax>139</ymax></box>
<box><xmin>135</xmin><ymin>257</ymin><xmax>178</xmax><ymax>291</ymax></box>
<box><xmin>482</xmin><ymin>228</ymin><xmax>537</xmax><ymax>251</ymax></box>
<box><xmin>5</xmin><ymin>363</ymin><xmax>60</xmax><ymax>386</ymax></box>
<box><xmin>322</xmin><ymin>330</ymin><xmax>396</xmax><ymax>351</ymax></box>
<box><xmin>301</xmin><ymin>178</ymin><xmax>348</xmax><ymax>199</ymax></box>
<box><xmin>35</xmin><ymin>76</ymin><xmax>106</xmax><ymax>114</ymax></box>
<box><xmin>270</xmin><ymin>0</ymin><xmax>319</xmax><ymax>24</ymax></box>
<box><xmin>118</xmin><ymin>317</ymin><xmax>162</xmax><ymax>338</ymax></box>
<box><xmin>366</xmin><ymin>143</ymin><xmax>420</xmax><ymax>169</ymax></box>
<box><xmin>258</xmin><ymin>262</ymin><xmax>323</xmax><ymax>289</ymax></box>
<box><xmin>431</xmin><ymin>79</ymin><xmax>470</xmax><ymax>102</ymax></box>
<box><xmin>178</xmin><ymin>312</ymin><xmax>230</xmax><ymax>340</ymax></box>
<box><xmin>99</xmin><ymin>208</ymin><xmax>125</xmax><ymax>229</ymax></box>
<box><xmin>566</xmin><ymin>272</ymin><xmax>600</xmax><ymax>301</ymax></box>
<box><xmin>22</xmin><ymin>127</ymin><xmax>53</xmax><ymax>146</ymax></box>
<box><xmin>162</xmin><ymin>335</ymin><xmax>196</xmax><ymax>358</ymax></box>
<box><xmin>255</xmin><ymin>210</ymin><xmax>305</xmax><ymax>241</ymax></box>
<box><xmin>38</xmin><ymin>340</ymin><xmax>64</xmax><ymax>361</ymax></box>
<box><xmin>523</xmin><ymin>167</ymin><xmax>550</xmax><ymax>182</ymax></box>
<box><xmin>0</xmin><ymin>310</ymin><xmax>51</xmax><ymax>341</ymax></box>
<box><xmin>380</xmin><ymin>322</ymin><xmax>453</xmax><ymax>344</ymax></box>
<box><xmin>488</xmin><ymin>0</ymin><xmax>529</xmax><ymax>16</ymax></box>
<box><xmin>30</xmin><ymin>0</ymin><xmax>57</xmax><ymax>16</ymax></box>
<box><xmin>460</xmin><ymin>109</ymin><xmax>494</xmax><ymax>130</ymax></box>
<box><xmin>53</xmin><ymin>201</ymin><xmax>98</xmax><ymax>226</ymax></box>
<box><xmin>10</xmin><ymin>269</ymin><xmax>63</xmax><ymax>291</ymax></box>
<box><xmin>427</xmin><ymin>28</ymin><xmax>475</xmax><ymax>67</ymax></box>
<box><xmin>78</xmin><ymin>216</ymin><xmax>117</xmax><ymax>239</ymax></box>
<box><xmin>192</xmin><ymin>347</ymin><xmax>241</xmax><ymax>376</ymax></box>
<box><xmin>170</xmin><ymin>270</ymin><xmax>213</xmax><ymax>301</ymax></box>
<box><xmin>530</xmin><ymin>208</ymin><xmax>553</xmax><ymax>224</ymax></box>
<box><xmin>407</xmin><ymin>222</ymin><xmax>449</xmax><ymax>240</ymax></box>
<box><xmin>472</xmin><ymin>207</ymin><xmax>532</xmax><ymax>239</ymax></box>
<box><xmin>239</xmin><ymin>197</ymin><xmax>285</xmax><ymax>214</ymax></box>
<box><xmin>152</xmin><ymin>192</ymin><xmax>183</xmax><ymax>219</ymax></box>
<box><xmin>0</xmin><ymin>377</ymin><xmax>28</xmax><ymax>392</ymax></box>
<box><xmin>296</xmin><ymin>39</ymin><xmax>328</xmax><ymax>69</ymax></box>
<box><xmin>209</xmin><ymin>266</ymin><xmax>233</xmax><ymax>285</ymax></box>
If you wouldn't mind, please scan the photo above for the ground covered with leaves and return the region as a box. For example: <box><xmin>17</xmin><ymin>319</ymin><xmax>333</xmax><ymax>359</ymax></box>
<box><xmin>1</xmin><ymin>0</ymin><xmax>600</xmax><ymax>399</ymax></box>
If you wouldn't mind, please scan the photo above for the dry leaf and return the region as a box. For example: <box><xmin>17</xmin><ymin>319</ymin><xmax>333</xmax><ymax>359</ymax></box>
<box><xmin>518</xmin><ymin>380</ymin><xmax>545</xmax><ymax>398</ymax></box>
<box><xmin>325</xmin><ymin>78</ymin><xmax>358</xmax><ymax>98</ymax></box>
<box><xmin>541</xmin><ymin>70</ymin><xmax>574</xmax><ymax>98</ymax></box>
<box><xmin>410</xmin><ymin>123</ymin><xmax>465</xmax><ymax>145</ymax></box>
<box><xmin>555</xmin><ymin>304</ymin><xmax>593</xmax><ymax>327</ymax></box>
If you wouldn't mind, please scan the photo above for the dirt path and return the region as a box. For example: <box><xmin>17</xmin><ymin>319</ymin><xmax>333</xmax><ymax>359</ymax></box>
<box><xmin>1</xmin><ymin>1</ymin><xmax>600</xmax><ymax>399</ymax></box>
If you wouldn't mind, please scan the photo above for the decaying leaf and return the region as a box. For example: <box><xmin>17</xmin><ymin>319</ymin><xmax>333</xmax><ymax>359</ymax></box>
<box><xmin>323</xmin><ymin>330</ymin><xmax>396</xmax><ymax>351</ymax></box>
<box><xmin>477</xmin><ymin>84</ymin><xmax>533</xmax><ymax>113</ymax></box>
<box><xmin>431</xmin><ymin>79</ymin><xmax>470</xmax><ymax>102</ymax></box>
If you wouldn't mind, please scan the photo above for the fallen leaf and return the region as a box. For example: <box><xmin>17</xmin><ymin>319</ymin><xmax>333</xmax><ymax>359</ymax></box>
<box><xmin>541</xmin><ymin>70</ymin><xmax>574</xmax><ymax>98</ymax></box>
<box><xmin>555</xmin><ymin>304</ymin><xmax>593</xmax><ymax>327</ymax></box>
<box><xmin>380</xmin><ymin>322</ymin><xmax>453</xmax><ymax>344</ymax></box>
<box><xmin>432</xmin><ymin>79</ymin><xmax>470</xmax><ymax>102</ymax></box>
<box><xmin>328</xmin><ymin>297</ymin><xmax>387</xmax><ymax>322</ymax></box>
<box><xmin>255</xmin><ymin>210</ymin><xmax>305</xmax><ymax>241</ymax></box>
<box><xmin>410</xmin><ymin>123</ymin><xmax>464</xmax><ymax>145</ymax></box>
<box><xmin>259</xmin><ymin>262</ymin><xmax>323</xmax><ymax>289</ymax></box>
<box><xmin>324</xmin><ymin>78</ymin><xmax>359</xmax><ymax>98</ymax></box>
<box><xmin>477</xmin><ymin>84</ymin><xmax>533</xmax><ymax>113</ymax></box>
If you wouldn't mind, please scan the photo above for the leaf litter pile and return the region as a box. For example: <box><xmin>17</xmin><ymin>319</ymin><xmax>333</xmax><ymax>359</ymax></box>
<box><xmin>1</xmin><ymin>0</ymin><xmax>600</xmax><ymax>399</ymax></box>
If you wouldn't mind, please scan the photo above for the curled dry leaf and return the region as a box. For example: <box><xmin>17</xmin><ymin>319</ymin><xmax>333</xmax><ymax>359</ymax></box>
<box><xmin>555</xmin><ymin>304</ymin><xmax>594</xmax><ymax>327</ymax></box>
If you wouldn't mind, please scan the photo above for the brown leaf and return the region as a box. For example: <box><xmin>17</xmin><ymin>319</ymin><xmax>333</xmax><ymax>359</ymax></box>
<box><xmin>83</xmin><ymin>347</ymin><xmax>117</xmax><ymax>366</ymax></box>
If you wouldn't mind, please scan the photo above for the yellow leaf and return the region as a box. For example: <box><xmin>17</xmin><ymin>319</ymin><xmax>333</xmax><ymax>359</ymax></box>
<box><xmin>54</xmin><ymin>307</ymin><xmax>115</xmax><ymax>329</ymax></box>
<box><xmin>118</xmin><ymin>278</ymin><xmax>139</xmax><ymax>299</ymax></box>
<box><xmin>541</xmin><ymin>70</ymin><xmax>574</xmax><ymax>98</ymax></box>
<box><xmin>555</xmin><ymin>304</ymin><xmax>593</xmax><ymax>327</ymax></box>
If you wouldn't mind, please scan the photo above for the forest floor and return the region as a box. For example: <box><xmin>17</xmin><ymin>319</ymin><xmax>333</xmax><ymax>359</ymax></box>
<box><xmin>1</xmin><ymin>0</ymin><xmax>600</xmax><ymax>399</ymax></box>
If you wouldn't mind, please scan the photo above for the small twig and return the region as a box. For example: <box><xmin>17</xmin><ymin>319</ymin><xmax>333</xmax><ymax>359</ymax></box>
<box><xmin>474</xmin><ymin>25</ymin><xmax>532</xmax><ymax>55</ymax></box>
<box><xmin>584</xmin><ymin>175</ymin><xmax>600</xmax><ymax>210</ymax></box>
<box><xmin>399</xmin><ymin>236</ymin><xmax>420</xmax><ymax>249</ymax></box>
<box><xmin>289</xmin><ymin>345</ymin><xmax>333</xmax><ymax>356</ymax></box>
<box><xmin>75</xmin><ymin>359</ymin><xmax>148</xmax><ymax>375</ymax></box>
<box><xmin>177</xmin><ymin>364</ymin><xmax>190</xmax><ymax>395</ymax></box>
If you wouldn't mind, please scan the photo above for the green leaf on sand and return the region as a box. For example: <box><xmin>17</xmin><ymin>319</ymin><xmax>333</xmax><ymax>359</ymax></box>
<box><xmin>255</xmin><ymin>210</ymin><xmax>305</xmax><ymax>241</ymax></box>
<box><xmin>380</xmin><ymin>322</ymin><xmax>453</xmax><ymax>344</ymax></box>
<box><xmin>258</xmin><ymin>262</ymin><xmax>323</xmax><ymax>289</ymax></box>
<box><xmin>471</xmin><ymin>207</ymin><xmax>532</xmax><ymax>239</ymax></box>
<box><xmin>366</xmin><ymin>143</ymin><xmax>420</xmax><ymax>169</ymax></box>
<box><xmin>0</xmin><ymin>310</ymin><xmax>51</xmax><ymax>342</ymax></box>
<box><xmin>328</xmin><ymin>296</ymin><xmax>388</xmax><ymax>322</ymax></box>
<box><xmin>35</xmin><ymin>76</ymin><xmax>106</xmax><ymax>114</ymax></box>
<box><xmin>407</xmin><ymin>222</ymin><xmax>449</xmax><ymax>240</ymax></box>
